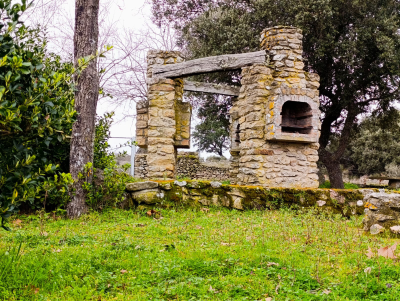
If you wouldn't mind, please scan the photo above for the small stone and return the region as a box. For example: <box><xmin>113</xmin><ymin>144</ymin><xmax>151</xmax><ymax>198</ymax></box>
<box><xmin>357</xmin><ymin>200</ymin><xmax>364</xmax><ymax>207</ymax></box>
<box><xmin>162</xmin><ymin>183</ymin><xmax>172</xmax><ymax>190</ymax></box>
<box><xmin>174</xmin><ymin>180</ymin><xmax>187</xmax><ymax>187</ymax></box>
<box><xmin>370</xmin><ymin>224</ymin><xmax>385</xmax><ymax>235</ymax></box>
<box><xmin>210</xmin><ymin>181</ymin><xmax>222</xmax><ymax>188</ymax></box>
<box><xmin>232</xmin><ymin>198</ymin><xmax>244</xmax><ymax>210</ymax></box>
<box><xmin>317</xmin><ymin>200</ymin><xmax>326</xmax><ymax>207</ymax></box>
<box><xmin>390</xmin><ymin>226</ymin><xmax>400</xmax><ymax>234</ymax></box>
<box><xmin>126</xmin><ymin>181</ymin><xmax>158</xmax><ymax>192</ymax></box>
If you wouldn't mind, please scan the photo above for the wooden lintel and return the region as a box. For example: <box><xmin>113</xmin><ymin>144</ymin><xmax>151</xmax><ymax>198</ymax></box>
<box><xmin>183</xmin><ymin>80</ymin><xmax>240</xmax><ymax>96</ymax></box>
<box><xmin>153</xmin><ymin>50</ymin><xmax>267</xmax><ymax>78</ymax></box>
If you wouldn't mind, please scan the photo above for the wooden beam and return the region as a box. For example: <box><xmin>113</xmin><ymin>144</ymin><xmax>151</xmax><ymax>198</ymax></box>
<box><xmin>183</xmin><ymin>81</ymin><xmax>240</xmax><ymax>96</ymax></box>
<box><xmin>153</xmin><ymin>50</ymin><xmax>267</xmax><ymax>78</ymax></box>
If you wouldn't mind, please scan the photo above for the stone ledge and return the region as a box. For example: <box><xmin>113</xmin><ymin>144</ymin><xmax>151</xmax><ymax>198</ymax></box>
<box><xmin>125</xmin><ymin>181</ymin><xmax>400</xmax><ymax>222</ymax></box>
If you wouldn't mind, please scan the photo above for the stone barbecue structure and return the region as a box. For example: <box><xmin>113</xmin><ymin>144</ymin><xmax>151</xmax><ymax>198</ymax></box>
<box><xmin>135</xmin><ymin>26</ymin><xmax>321</xmax><ymax>188</ymax></box>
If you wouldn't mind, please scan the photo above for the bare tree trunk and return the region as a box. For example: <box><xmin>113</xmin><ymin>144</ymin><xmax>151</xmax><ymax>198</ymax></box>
<box><xmin>318</xmin><ymin>104</ymin><xmax>358</xmax><ymax>189</ymax></box>
<box><xmin>67</xmin><ymin>0</ymin><xmax>100</xmax><ymax>219</ymax></box>
<box><xmin>319</xmin><ymin>150</ymin><xmax>344</xmax><ymax>189</ymax></box>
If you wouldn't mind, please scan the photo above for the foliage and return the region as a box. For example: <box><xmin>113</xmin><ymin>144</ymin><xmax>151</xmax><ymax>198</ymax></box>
<box><xmin>385</xmin><ymin>162</ymin><xmax>400</xmax><ymax>178</ymax></box>
<box><xmin>349</xmin><ymin>110</ymin><xmax>400</xmax><ymax>176</ymax></box>
<box><xmin>2</xmin><ymin>208</ymin><xmax>400</xmax><ymax>299</ymax></box>
<box><xmin>344</xmin><ymin>182</ymin><xmax>360</xmax><ymax>190</ymax></box>
<box><xmin>0</xmin><ymin>0</ymin><xmax>79</xmax><ymax>228</ymax></box>
<box><xmin>93</xmin><ymin>112</ymin><xmax>118</xmax><ymax>170</ymax></box>
<box><xmin>153</xmin><ymin>0</ymin><xmax>400</xmax><ymax>187</ymax></box>
<box><xmin>80</xmin><ymin>162</ymin><xmax>138</xmax><ymax>211</ymax></box>
<box><xmin>319</xmin><ymin>181</ymin><xmax>359</xmax><ymax>189</ymax></box>
<box><xmin>192</xmin><ymin>94</ymin><xmax>231</xmax><ymax>156</ymax></box>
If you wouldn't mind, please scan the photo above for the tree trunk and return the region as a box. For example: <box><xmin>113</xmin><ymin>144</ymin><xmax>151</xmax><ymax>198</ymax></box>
<box><xmin>319</xmin><ymin>151</ymin><xmax>344</xmax><ymax>189</ymax></box>
<box><xmin>67</xmin><ymin>0</ymin><xmax>100</xmax><ymax>219</ymax></box>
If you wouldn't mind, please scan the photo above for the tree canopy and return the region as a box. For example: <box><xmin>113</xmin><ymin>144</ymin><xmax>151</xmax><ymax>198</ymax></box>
<box><xmin>349</xmin><ymin>110</ymin><xmax>400</xmax><ymax>176</ymax></box>
<box><xmin>152</xmin><ymin>0</ymin><xmax>400</xmax><ymax>188</ymax></box>
<box><xmin>192</xmin><ymin>94</ymin><xmax>231</xmax><ymax>156</ymax></box>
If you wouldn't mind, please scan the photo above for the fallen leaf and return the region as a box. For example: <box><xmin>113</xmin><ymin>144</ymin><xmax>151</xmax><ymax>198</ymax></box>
<box><xmin>366</xmin><ymin>247</ymin><xmax>374</xmax><ymax>259</ymax></box>
<box><xmin>196</xmin><ymin>225</ymin><xmax>203</xmax><ymax>229</ymax></box>
<box><xmin>147</xmin><ymin>210</ymin><xmax>161</xmax><ymax>219</ymax></box>
<box><xmin>12</xmin><ymin>219</ymin><xmax>22</xmax><ymax>226</ymax></box>
<box><xmin>221</xmin><ymin>242</ymin><xmax>235</xmax><ymax>246</ymax></box>
<box><xmin>323</xmin><ymin>289</ymin><xmax>331</xmax><ymax>295</ymax></box>
<box><xmin>40</xmin><ymin>231</ymin><xmax>48</xmax><ymax>237</ymax></box>
<box><xmin>378</xmin><ymin>243</ymin><xmax>397</xmax><ymax>259</ymax></box>
<box><xmin>34</xmin><ymin>287</ymin><xmax>39</xmax><ymax>294</ymax></box>
<box><xmin>120</xmin><ymin>270</ymin><xmax>128</xmax><ymax>274</ymax></box>
<box><xmin>267</xmin><ymin>262</ymin><xmax>279</xmax><ymax>267</ymax></box>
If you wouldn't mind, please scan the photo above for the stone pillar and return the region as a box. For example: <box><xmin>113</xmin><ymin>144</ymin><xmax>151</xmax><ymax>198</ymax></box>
<box><xmin>145</xmin><ymin>50</ymin><xmax>185</xmax><ymax>179</ymax></box>
<box><xmin>230</xmin><ymin>26</ymin><xmax>321</xmax><ymax>188</ymax></box>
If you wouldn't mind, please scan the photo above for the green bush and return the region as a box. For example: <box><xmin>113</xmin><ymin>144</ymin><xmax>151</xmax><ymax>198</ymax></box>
<box><xmin>81</xmin><ymin>162</ymin><xmax>138</xmax><ymax>211</ymax></box>
<box><xmin>0</xmin><ymin>1</ymin><xmax>79</xmax><ymax>228</ymax></box>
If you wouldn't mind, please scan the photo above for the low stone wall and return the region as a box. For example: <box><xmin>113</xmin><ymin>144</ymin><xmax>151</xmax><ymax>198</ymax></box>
<box><xmin>176</xmin><ymin>153</ymin><xmax>231</xmax><ymax>181</ymax></box>
<box><xmin>127</xmin><ymin>180</ymin><xmax>381</xmax><ymax>215</ymax></box>
<box><xmin>126</xmin><ymin>181</ymin><xmax>400</xmax><ymax>235</ymax></box>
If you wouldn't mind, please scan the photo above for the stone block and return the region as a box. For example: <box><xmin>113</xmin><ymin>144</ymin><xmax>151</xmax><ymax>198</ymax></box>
<box><xmin>126</xmin><ymin>181</ymin><xmax>159</xmax><ymax>192</ymax></box>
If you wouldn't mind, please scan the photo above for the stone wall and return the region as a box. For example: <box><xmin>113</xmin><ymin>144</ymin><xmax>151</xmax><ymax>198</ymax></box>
<box><xmin>230</xmin><ymin>26</ymin><xmax>320</xmax><ymax>188</ymax></box>
<box><xmin>126</xmin><ymin>180</ymin><xmax>383</xmax><ymax>217</ymax></box>
<box><xmin>134</xmin><ymin>152</ymin><xmax>148</xmax><ymax>179</ymax></box>
<box><xmin>176</xmin><ymin>152</ymin><xmax>231</xmax><ymax>181</ymax></box>
<box><xmin>137</xmin><ymin>51</ymin><xmax>192</xmax><ymax>179</ymax></box>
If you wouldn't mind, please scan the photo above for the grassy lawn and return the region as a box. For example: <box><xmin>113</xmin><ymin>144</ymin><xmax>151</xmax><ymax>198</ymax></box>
<box><xmin>1</xmin><ymin>207</ymin><xmax>399</xmax><ymax>300</ymax></box>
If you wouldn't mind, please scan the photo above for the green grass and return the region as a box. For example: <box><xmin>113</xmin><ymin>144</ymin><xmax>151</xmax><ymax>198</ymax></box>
<box><xmin>0</xmin><ymin>208</ymin><xmax>399</xmax><ymax>300</ymax></box>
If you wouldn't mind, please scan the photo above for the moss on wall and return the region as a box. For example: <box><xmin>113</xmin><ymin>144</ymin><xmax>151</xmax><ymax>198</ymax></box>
<box><xmin>126</xmin><ymin>180</ymin><xmax>397</xmax><ymax>217</ymax></box>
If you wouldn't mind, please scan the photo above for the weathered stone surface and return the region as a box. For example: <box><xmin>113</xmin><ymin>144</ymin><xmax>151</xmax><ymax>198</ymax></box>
<box><xmin>362</xmin><ymin>192</ymin><xmax>400</xmax><ymax>232</ymax></box>
<box><xmin>390</xmin><ymin>226</ymin><xmax>400</xmax><ymax>234</ymax></box>
<box><xmin>232</xmin><ymin>197</ymin><xmax>244</xmax><ymax>210</ymax></box>
<box><xmin>229</xmin><ymin>26</ymin><xmax>321</xmax><ymax>188</ymax></box>
<box><xmin>174</xmin><ymin>180</ymin><xmax>187</xmax><ymax>187</ymax></box>
<box><xmin>176</xmin><ymin>152</ymin><xmax>232</xmax><ymax>182</ymax></box>
<box><xmin>126</xmin><ymin>181</ymin><xmax>158</xmax><ymax>192</ymax></box>
<box><xmin>211</xmin><ymin>181</ymin><xmax>222</xmax><ymax>188</ymax></box>
<box><xmin>126</xmin><ymin>180</ymin><xmax>376</xmax><ymax>216</ymax></box>
<box><xmin>370</xmin><ymin>224</ymin><xmax>385</xmax><ymax>235</ymax></box>
<box><xmin>131</xmin><ymin>189</ymin><xmax>161</xmax><ymax>204</ymax></box>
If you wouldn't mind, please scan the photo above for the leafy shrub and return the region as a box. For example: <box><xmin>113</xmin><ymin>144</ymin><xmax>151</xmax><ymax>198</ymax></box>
<box><xmin>94</xmin><ymin>112</ymin><xmax>118</xmax><ymax>170</ymax></box>
<box><xmin>81</xmin><ymin>163</ymin><xmax>138</xmax><ymax>211</ymax></box>
<box><xmin>0</xmin><ymin>1</ymin><xmax>79</xmax><ymax>228</ymax></box>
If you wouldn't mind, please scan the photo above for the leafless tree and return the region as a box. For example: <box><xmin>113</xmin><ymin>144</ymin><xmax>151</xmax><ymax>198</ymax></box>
<box><xmin>23</xmin><ymin>0</ymin><xmax>179</xmax><ymax>122</ymax></box>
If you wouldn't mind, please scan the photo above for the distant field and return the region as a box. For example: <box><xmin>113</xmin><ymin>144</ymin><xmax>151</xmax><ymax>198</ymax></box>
<box><xmin>0</xmin><ymin>208</ymin><xmax>399</xmax><ymax>300</ymax></box>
